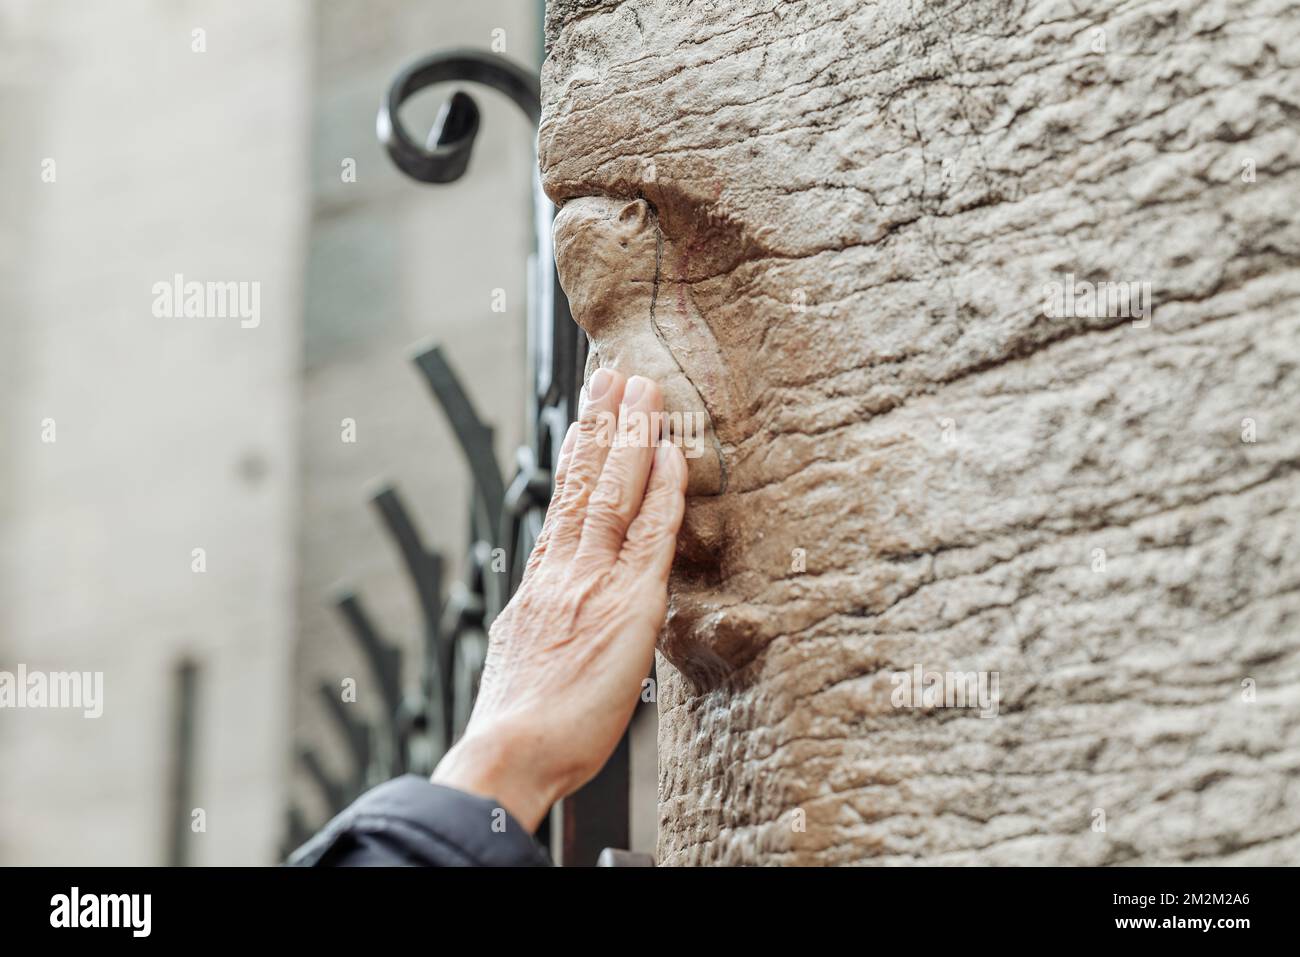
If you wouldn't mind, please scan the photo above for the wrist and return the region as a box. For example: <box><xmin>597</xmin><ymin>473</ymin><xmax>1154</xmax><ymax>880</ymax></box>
<box><xmin>431</xmin><ymin>723</ymin><xmax>561</xmax><ymax>833</ymax></box>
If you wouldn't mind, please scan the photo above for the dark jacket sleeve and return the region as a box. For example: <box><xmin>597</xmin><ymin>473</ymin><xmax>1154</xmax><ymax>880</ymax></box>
<box><xmin>286</xmin><ymin>774</ymin><xmax>552</xmax><ymax>867</ymax></box>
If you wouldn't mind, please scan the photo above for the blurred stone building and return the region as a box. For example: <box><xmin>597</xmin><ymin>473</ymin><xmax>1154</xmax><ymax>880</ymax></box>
<box><xmin>0</xmin><ymin>0</ymin><xmax>651</xmax><ymax>865</ymax></box>
<box><xmin>0</xmin><ymin>0</ymin><xmax>309</xmax><ymax>865</ymax></box>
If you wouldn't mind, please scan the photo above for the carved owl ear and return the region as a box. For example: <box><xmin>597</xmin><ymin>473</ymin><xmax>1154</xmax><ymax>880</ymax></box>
<box><xmin>615</xmin><ymin>199</ymin><xmax>650</xmax><ymax>232</ymax></box>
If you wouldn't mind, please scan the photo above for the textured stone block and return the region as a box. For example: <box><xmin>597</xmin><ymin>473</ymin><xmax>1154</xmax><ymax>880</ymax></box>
<box><xmin>541</xmin><ymin>0</ymin><xmax>1300</xmax><ymax>864</ymax></box>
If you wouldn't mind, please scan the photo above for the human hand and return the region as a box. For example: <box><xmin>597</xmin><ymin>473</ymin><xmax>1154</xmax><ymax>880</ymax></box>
<box><xmin>432</xmin><ymin>368</ymin><xmax>687</xmax><ymax>831</ymax></box>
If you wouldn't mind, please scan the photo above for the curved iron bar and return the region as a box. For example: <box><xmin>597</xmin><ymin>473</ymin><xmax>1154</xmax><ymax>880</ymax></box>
<box><xmin>371</xmin><ymin>486</ymin><xmax>443</xmax><ymax>636</ymax></box>
<box><xmin>333</xmin><ymin>592</ymin><xmax>405</xmax><ymax>753</ymax></box>
<box><xmin>376</xmin><ymin>49</ymin><xmax>540</xmax><ymax>184</ymax></box>
<box><xmin>317</xmin><ymin>682</ymin><xmax>372</xmax><ymax>793</ymax></box>
<box><xmin>370</xmin><ymin>485</ymin><xmax>449</xmax><ymax>752</ymax></box>
<box><xmin>412</xmin><ymin>345</ymin><xmax>506</xmax><ymax>551</ymax></box>
<box><xmin>298</xmin><ymin>746</ymin><xmax>350</xmax><ymax>816</ymax></box>
<box><xmin>280</xmin><ymin>806</ymin><xmax>313</xmax><ymax>860</ymax></box>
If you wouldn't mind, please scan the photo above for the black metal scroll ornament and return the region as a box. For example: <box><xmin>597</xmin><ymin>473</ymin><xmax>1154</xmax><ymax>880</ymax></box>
<box><xmin>283</xmin><ymin>48</ymin><xmax>641</xmax><ymax>866</ymax></box>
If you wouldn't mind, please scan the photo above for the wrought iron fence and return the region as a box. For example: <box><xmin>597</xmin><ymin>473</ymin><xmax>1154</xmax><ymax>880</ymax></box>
<box><xmin>283</xmin><ymin>48</ymin><xmax>643</xmax><ymax>866</ymax></box>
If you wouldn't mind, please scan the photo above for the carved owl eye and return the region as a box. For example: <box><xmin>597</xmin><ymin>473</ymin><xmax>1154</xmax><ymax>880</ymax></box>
<box><xmin>616</xmin><ymin>199</ymin><xmax>650</xmax><ymax>232</ymax></box>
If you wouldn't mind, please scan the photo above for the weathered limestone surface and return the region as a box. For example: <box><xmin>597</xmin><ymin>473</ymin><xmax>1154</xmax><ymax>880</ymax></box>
<box><xmin>541</xmin><ymin>0</ymin><xmax>1300</xmax><ymax>864</ymax></box>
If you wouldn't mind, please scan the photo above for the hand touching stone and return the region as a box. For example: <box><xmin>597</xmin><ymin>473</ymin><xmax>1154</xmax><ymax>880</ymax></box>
<box><xmin>431</xmin><ymin>368</ymin><xmax>687</xmax><ymax>832</ymax></box>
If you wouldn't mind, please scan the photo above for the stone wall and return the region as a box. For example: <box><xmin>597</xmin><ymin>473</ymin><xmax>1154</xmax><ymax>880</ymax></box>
<box><xmin>541</xmin><ymin>0</ymin><xmax>1300</xmax><ymax>864</ymax></box>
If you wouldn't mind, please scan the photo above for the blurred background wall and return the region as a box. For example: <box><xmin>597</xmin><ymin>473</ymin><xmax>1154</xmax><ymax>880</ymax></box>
<box><xmin>0</xmin><ymin>0</ymin><xmax>310</xmax><ymax>866</ymax></box>
<box><xmin>0</xmin><ymin>0</ymin><xmax>652</xmax><ymax>865</ymax></box>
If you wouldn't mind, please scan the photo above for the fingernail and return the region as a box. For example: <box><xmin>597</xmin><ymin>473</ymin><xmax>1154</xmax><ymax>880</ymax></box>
<box><xmin>589</xmin><ymin>368</ymin><xmax>614</xmax><ymax>401</ymax></box>
<box><xmin>624</xmin><ymin>375</ymin><xmax>648</xmax><ymax>405</ymax></box>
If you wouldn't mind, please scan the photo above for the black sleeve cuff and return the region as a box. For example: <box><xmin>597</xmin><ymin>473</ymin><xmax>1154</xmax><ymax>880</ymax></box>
<box><xmin>286</xmin><ymin>774</ymin><xmax>552</xmax><ymax>867</ymax></box>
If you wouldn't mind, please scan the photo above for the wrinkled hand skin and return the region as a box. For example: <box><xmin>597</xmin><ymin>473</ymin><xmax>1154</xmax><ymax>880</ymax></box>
<box><xmin>432</xmin><ymin>369</ymin><xmax>687</xmax><ymax>833</ymax></box>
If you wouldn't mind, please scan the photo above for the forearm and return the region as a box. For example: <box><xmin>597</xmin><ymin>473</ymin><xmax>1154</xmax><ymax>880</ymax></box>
<box><xmin>432</xmin><ymin>723</ymin><xmax>563</xmax><ymax>834</ymax></box>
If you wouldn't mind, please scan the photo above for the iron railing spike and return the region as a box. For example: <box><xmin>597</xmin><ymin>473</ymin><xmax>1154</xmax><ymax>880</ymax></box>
<box><xmin>316</xmin><ymin>682</ymin><xmax>372</xmax><ymax>790</ymax></box>
<box><xmin>333</xmin><ymin>592</ymin><xmax>404</xmax><ymax>730</ymax></box>
<box><xmin>297</xmin><ymin>747</ymin><xmax>350</xmax><ymax>816</ymax></box>
<box><xmin>412</xmin><ymin>345</ymin><xmax>505</xmax><ymax>543</ymax></box>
